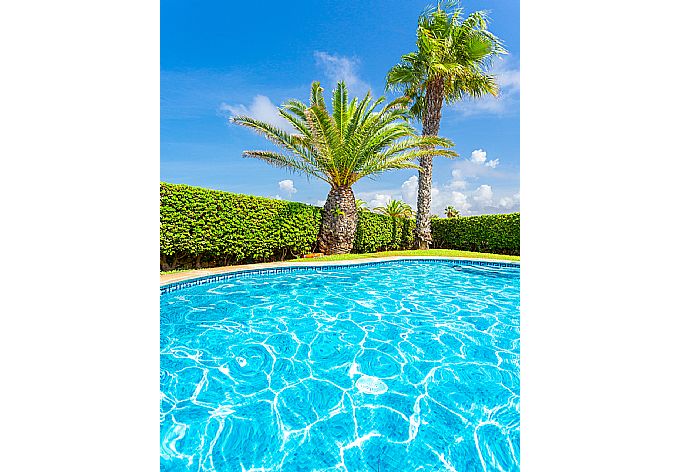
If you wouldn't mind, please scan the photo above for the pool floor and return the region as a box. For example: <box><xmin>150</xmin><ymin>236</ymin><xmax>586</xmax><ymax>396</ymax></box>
<box><xmin>160</xmin><ymin>260</ymin><xmax>520</xmax><ymax>471</ymax></box>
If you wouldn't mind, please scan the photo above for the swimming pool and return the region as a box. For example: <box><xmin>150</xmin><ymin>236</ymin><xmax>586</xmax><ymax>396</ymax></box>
<box><xmin>160</xmin><ymin>259</ymin><xmax>520</xmax><ymax>471</ymax></box>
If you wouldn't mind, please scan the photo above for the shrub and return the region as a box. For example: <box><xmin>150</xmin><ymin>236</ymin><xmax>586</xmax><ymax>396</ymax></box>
<box><xmin>160</xmin><ymin>183</ymin><xmax>321</xmax><ymax>269</ymax></box>
<box><xmin>431</xmin><ymin>213</ymin><xmax>520</xmax><ymax>255</ymax></box>
<box><xmin>353</xmin><ymin>211</ymin><xmax>414</xmax><ymax>253</ymax></box>
<box><xmin>160</xmin><ymin>183</ymin><xmax>517</xmax><ymax>270</ymax></box>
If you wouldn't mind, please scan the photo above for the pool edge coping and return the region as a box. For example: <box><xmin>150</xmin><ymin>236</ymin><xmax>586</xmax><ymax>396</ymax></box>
<box><xmin>160</xmin><ymin>255</ymin><xmax>520</xmax><ymax>289</ymax></box>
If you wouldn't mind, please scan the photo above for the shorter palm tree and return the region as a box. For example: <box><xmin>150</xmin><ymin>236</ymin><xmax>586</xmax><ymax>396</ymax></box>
<box><xmin>356</xmin><ymin>199</ymin><xmax>370</xmax><ymax>212</ymax></box>
<box><xmin>233</xmin><ymin>81</ymin><xmax>457</xmax><ymax>254</ymax></box>
<box><xmin>445</xmin><ymin>206</ymin><xmax>460</xmax><ymax>217</ymax></box>
<box><xmin>374</xmin><ymin>199</ymin><xmax>415</xmax><ymax>219</ymax></box>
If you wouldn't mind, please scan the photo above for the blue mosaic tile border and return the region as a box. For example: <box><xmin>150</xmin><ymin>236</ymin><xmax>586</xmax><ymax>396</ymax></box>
<box><xmin>160</xmin><ymin>258</ymin><xmax>520</xmax><ymax>294</ymax></box>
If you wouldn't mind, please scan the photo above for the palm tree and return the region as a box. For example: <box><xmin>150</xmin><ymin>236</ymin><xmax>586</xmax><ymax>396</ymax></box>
<box><xmin>355</xmin><ymin>199</ymin><xmax>370</xmax><ymax>212</ymax></box>
<box><xmin>375</xmin><ymin>199</ymin><xmax>415</xmax><ymax>219</ymax></box>
<box><xmin>386</xmin><ymin>1</ymin><xmax>506</xmax><ymax>249</ymax></box>
<box><xmin>233</xmin><ymin>81</ymin><xmax>457</xmax><ymax>254</ymax></box>
<box><xmin>445</xmin><ymin>206</ymin><xmax>460</xmax><ymax>217</ymax></box>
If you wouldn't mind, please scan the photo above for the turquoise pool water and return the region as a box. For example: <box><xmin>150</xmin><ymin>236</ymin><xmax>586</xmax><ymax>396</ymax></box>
<box><xmin>160</xmin><ymin>260</ymin><xmax>520</xmax><ymax>471</ymax></box>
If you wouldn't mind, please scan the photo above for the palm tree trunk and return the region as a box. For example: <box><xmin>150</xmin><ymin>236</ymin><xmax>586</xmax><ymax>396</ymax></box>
<box><xmin>415</xmin><ymin>77</ymin><xmax>444</xmax><ymax>250</ymax></box>
<box><xmin>317</xmin><ymin>186</ymin><xmax>358</xmax><ymax>255</ymax></box>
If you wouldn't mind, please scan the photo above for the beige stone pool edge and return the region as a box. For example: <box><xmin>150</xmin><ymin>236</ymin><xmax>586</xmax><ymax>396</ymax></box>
<box><xmin>160</xmin><ymin>255</ymin><xmax>520</xmax><ymax>286</ymax></box>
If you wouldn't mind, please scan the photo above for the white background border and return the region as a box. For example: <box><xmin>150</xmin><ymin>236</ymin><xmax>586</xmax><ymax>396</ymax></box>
<box><xmin>1</xmin><ymin>0</ymin><xmax>689</xmax><ymax>470</ymax></box>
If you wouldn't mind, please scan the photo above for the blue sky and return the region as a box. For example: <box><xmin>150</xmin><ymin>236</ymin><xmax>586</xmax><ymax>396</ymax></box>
<box><xmin>161</xmin><ymin>0</ymin><xmax>519</xmax><ymax>215</ymax></box>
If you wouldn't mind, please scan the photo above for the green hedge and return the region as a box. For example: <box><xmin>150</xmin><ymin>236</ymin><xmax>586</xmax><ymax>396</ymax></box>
<box><xmin>431</xmin><ymin>213</ymin><xmax>520</xmax><ymax>255</ymax></box>
<box><xmin>160</xmin><ymin>183</ymin><xmax>517</xmax><ymax>270</ymax></box>
<box><xmin>160</xmin><ymin>183</ymin><xmax>321</xmax><ymax>269</ymax></box>
<box><xmin>160</xmin><ymin>183</ymin><xmax>416</xmax><ymax>269</ymax></box>
<box><xmin>353</xmin><ymin>211</ymin><xmax>415</xmax><ymax>253</ymax></box>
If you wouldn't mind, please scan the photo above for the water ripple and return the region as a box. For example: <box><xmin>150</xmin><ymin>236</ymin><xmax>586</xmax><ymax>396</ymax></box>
<box><xmin>161</xmin><ymin>261</ymin><xmax>520</xmax><ymax>471</ymax></box>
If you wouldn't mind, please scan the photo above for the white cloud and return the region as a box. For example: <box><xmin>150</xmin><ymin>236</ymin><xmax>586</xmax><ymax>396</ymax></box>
<box><xmin>357</xmin><ymin>161</ymin><xmax>518</xmax><ymax>217</ymax></box>
<box><xmin>401</xmin><ymin>175</ymin><xmax>419</xmax><ymax>204</ymax></box>
<box><xmin>363</xmin><ymin>180</ymin><xmax>517</xmax><ymax>216</ymax></box>
<box><xmin>221</xmin><ymin>95</ymin><xmax>293</xmax><ymax>132</ymax></box>
<box><xmin>470</xmin><ymin>149</ymin><xmax>487</xmax><ymax>164</ymax></box>
<box><xmin>473</xmin><ymin>184</ymin><xmax>494</xmax><ymax>204</ymax></box>
<box><xmin>431</xmin><ymin>183</ymin><xmax>517</xmax><ymax>215</ymax></box>
<box><xmin>449</xmin><ymin>169</ymin><xmax>468</xmax><ymax>189</ymax></box>
<box><xmin>432</xmin><ymin>190</ymin><xmax>472</xmax><ymax>216</ymax></box>
<box><xmin>314</xmin><ymin>51</ymin><xmax>371</xmax><ymax>99</ymax></box>
<box><xmin>498</xmin><ymin>193</ymin><xmax>520</xmax><ymax>210</ymax></box>
<box><xmin>468</xmin><ymin>149</ymin><xmax>499</xmax><ymax>169</ymax></box>
<box><xmin>358</xmin><ymin>177</ymin><xmax>416</xmax><ymax>211</ymax></box>
<box><xmin>278</xmin><ymin>179</ymin><xmax>297</xmax><ymax>196</ymax></box>
<box><xmin>368</xmin><ymin>193</ymin><xmax>393</xmax><ymax>209</ymax></box>
<box><xmin>447</xmin><ymin>149</ymin><xmax>504</xmax><ymax>190</ymax></box>
<box><xmin>399</xmin><ymin>174</ymin><xmax>467</xmax><ymax>213</ymax></box>
<box><xmin>451</xmin><ymin>191</ymin><xmax>472</xmax><ymax>213</ymax></box>
<box><xmin>450</xmin><ymin>57</ymin><xmax>520</xmax><ymax>117</ymax></box>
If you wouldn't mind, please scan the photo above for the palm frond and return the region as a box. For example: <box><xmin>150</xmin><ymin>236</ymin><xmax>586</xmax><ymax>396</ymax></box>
<box><xmin>233</xmin><ymin>115</ymin><xmax>313</xmax><ymax>161</ymax></box>
<box><xmin>277</xmin><ymin>107</ymin><xmax>310</xmax><ymax>137</ymax></box>
<box><xmin>448</xmin><ymin>68</ymin><xmax>499</xmax><ymax>99</ymax></box>
<box><xmin>233</xmin><ymin>81</ymin><xmax>457</xmax><ymax>189</ymax></box>
<box><xmin>332</xmin><ymin>81</ymin><xmax>349</xmax><ymax>136</ymax></box>
<box><xmin>242</xmin><ymin>151</ymin><xmax>325</xmax><ymax>182</ymax></box>
<box><xmin>304</xmin><ymin>103</ymin><xmax>343</xmax><ymax>183</ymax></box>
<box><xmin>384</xmin><ymin>1</ymin><xmax>507</xmax><ymax>113</ymax></box>
<box><xmin>309</xmin><ymin>81</ymin><xmax>325</xmax><ymax>108</ymax></box>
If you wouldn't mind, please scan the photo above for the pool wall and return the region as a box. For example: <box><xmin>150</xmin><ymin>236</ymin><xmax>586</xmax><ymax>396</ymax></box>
<box><xmin>160</xmin><ymin>257</ymin><xmax>520</xmax><ymax>294</ymax></box>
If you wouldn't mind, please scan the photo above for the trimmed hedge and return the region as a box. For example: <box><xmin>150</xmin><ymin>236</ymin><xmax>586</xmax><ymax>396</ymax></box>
<box><xmin>160</xmin><ymin>183</ymin><xmax>321</xmax><ymax>269</ymax></box>
<box><xmin>160</xmin><ymin>183</ymin><xmax>414</xmax><ymax>270</ymax></box>
<box><xmin>353</xmin><ymin>211</ymin><xmax>415</xmax><ymax>253</ymax></box>
<box><xmin>431</xmin><ymin>213</ymin><xmax>520</xmax><ymax>255</ymax></box>
<box><xmin>160</xmin><ymin>183</ymin><xmax>518</xmax><ymax>270</ymax></box>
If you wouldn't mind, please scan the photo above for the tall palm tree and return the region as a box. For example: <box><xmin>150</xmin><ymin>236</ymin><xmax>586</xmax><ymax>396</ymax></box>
<box><xmin>374</xmin><ymin>199</ymin><xmax>415</xmax><ymax>219</ymax></box>
<box><xmin>386</xmin><ymin>1</ymin><xmax>506</xmax><ymax>249</ymax></box>
<box><xmin>233</xmin><ymin>81</ymin><xmax>457</xmax><ymax>254</ymax></box>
